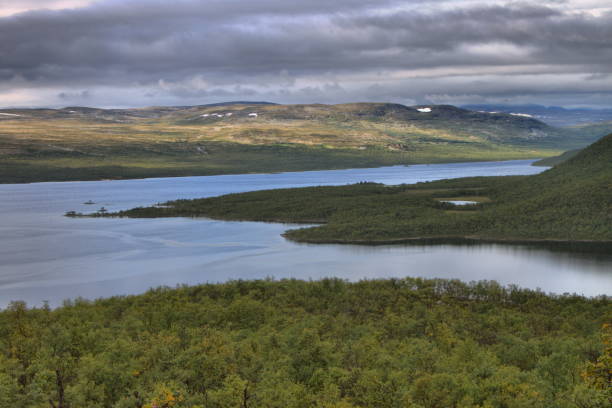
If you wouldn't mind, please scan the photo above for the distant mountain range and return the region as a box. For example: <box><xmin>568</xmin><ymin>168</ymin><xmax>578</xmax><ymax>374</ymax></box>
<box><xmin>1</xmin><ymin>102</ymin><xmax>611</xmax><ymax>183</ymax></box>
<box><xmin>462</xmin><ymin>104</ymin><xmax>612</xmax><ymax>127</ymax></box>
<box><xmin>0</xmin><ymin>102</ymin><xmax>591</xmax><ymax>146</ymax></box>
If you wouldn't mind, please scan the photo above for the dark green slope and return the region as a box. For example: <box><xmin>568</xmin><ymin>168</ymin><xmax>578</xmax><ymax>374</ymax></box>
<box><xmin>480</xmin><ymin>134</ymin><xmax>612</xmax><ymax>240</ymax></box>
<box><xmin>553</xmin><ymin>132</ymin><xmax>612</xmax><ymax>174</ymax></box>
<box><xmin>98</xmin><ymin>134</ymin><xmax>612</xmax><ymax>243</ymax></box>
<box><xmin>532</xmin><ymin>149</ymin><xmax>580</xmax><ymax>166</ymax></box>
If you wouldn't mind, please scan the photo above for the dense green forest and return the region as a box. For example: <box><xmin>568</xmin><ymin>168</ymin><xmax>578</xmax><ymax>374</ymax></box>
<box><xmin>1</xmin><ymin>278</ymin><xmax>610</xmax><ymax>407</ymax></box>
<box><xmin>104</xmin><ymin>134</ymin><xmax>612</xmax><ymax>244</ymax></box>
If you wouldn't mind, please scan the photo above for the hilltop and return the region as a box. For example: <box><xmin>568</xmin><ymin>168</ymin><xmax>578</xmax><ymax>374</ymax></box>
<box><xmin>462</xmin><ymin>104</ymin><xmax>612</xmax><ymax>127</ymax></box>
<box><xmin>1</xmin><ymin>102</ymin><xmax>606</xmax><ymax>183</ymax></box>
<box><xmin>110</xmin><ymin>134</ymin><xmax>612</xmax><ymax>244</ymax></box>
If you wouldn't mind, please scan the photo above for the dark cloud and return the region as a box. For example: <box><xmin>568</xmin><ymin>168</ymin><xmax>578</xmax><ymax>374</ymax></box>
<box><xmin>0</xmin><ymin>0</ymin><xmax>611</xmax><ymax>107</ymax></box>
<box><xmin>57</xmin><ymin>89</ymin><xmax>90</xmax><ymax>99</ymax></box>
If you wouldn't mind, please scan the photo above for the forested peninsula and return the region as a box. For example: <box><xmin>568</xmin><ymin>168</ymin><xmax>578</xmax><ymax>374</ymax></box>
<box><xmin>102</xmin><ymin>134</ymin><xmax>612</xmax><ymax>246</ymax></box>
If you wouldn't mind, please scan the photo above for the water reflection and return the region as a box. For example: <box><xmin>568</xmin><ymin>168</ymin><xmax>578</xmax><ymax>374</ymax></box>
<box><xmin>0</xmin><ymin>160</ymin><xmax>610</xmax><ymax>307</ymax></box>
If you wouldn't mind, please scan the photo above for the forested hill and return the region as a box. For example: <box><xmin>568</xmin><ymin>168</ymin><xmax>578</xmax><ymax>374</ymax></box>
<box><xmin>548</xmin><ymin>132</ymin><xmax>612</xmax><ymax>175</ymax></box>
<box><xmin>476</xmin><ymin>133</ymin><xmax>612</xmax><ymax>240</ymax></box>
<box><xmin>106</xmin><ymin>134</ymin><xmax>612</xmax><ymax>243</ymax></box>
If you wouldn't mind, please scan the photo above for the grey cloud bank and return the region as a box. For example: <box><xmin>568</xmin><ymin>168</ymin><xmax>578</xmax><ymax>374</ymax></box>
<box><xmin>0</xmin><ymin>0</ymin><xmax>611</xmax><ymax>108</ymax></box>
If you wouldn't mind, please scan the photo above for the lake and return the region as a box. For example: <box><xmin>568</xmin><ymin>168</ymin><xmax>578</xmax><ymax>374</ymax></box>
<box><xmin>0</xmin><ymin>160</ymin><xmax>610</xmax><ymax>307</ymax></box>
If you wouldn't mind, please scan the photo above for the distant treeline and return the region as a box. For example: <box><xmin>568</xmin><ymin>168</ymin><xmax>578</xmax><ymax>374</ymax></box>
<box><xmin>0</xmin><ymin>278</ymin><xmax>610</xmax><ymax>407</ymax></box>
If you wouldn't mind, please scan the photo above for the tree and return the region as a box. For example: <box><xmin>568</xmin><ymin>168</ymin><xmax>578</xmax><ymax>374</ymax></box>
<box><xmin>582</xmin><ymin>324</ymin><xmax>612</xmax><ymax>405</ymax></box>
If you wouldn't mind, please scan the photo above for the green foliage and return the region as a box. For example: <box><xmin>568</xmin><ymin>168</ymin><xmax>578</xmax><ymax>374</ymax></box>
<box><xmin>581</xmin><ymin>323</ymin><xmax>612</xmax><ymax>406</ymax></box>
<box><xmin>0</xmin><ymin>278</ymin><xmax>609</xmax><ymax>407</ymax></box>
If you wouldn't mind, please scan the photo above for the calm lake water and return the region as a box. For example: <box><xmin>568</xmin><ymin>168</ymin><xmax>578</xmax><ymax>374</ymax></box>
<box><xmin>1</xmin><ymin>160</ymin><xmax>610</xmax><ymax>307</ymax></box>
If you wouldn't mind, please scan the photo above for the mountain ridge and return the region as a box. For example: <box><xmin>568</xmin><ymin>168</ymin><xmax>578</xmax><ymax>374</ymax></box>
<box><xmin>462</xmin><ymin>103</ymin><xmax>612</xmax><ymax>126</ymax></box>
<box><xmin>1</xmin><ymin>102</ymin><xmax>608</xmax><ymax>183</ymax></box>
<box><xmin>0</xmin><ymin>102</ymin><xmax>583</xmax><ymax>145</ymax></box>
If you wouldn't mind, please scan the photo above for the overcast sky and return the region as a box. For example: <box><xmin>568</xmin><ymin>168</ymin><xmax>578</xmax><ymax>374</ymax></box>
<box><xmin>1</xmin><ymin>0</ymin><xmax>611</xmax><ymax>108</ymax></box>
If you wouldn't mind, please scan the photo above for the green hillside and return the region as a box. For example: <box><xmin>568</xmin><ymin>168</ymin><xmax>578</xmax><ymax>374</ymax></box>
<box><xmin>108</xmin><ymin>134</ymin><xmax>612</xmax><ymax>244</ymax></box>
<box><xmin>532</xmin><ymin>149</ymin><xmax>580</xmax><ymax>166</ymax></box>
<box><xmin>1</xmin><ymin>102</ymin><xmax>604</xmax><ymax>183</ymax></box>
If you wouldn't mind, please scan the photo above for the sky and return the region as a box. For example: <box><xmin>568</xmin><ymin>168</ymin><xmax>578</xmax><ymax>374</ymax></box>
<box><xmin>1</xmin><ymin>0</ymin><xmax>611</xmax><ymax>108</ymax></box>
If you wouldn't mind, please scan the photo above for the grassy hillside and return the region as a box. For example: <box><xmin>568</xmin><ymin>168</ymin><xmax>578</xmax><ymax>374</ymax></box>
<box><xmin>1</xmin><ymin>278</ymin><xmax>609</xmax><ymax>407</ymax></box>
<box><xmin>107</xmin><ymin>134</ymin><xmax>612</xmax><ymax>244</ymax></box>
<box><xmin>1</xmin><ymin>102</ymin><xmax>602</xmax><ymax>183</ymax></box>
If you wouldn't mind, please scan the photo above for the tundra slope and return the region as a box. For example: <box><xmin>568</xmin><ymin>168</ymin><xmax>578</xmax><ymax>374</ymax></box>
<box><xmin>1</xmin><ymin>102</ymin><xmax>604</xmax><ymax>183</ymax></box>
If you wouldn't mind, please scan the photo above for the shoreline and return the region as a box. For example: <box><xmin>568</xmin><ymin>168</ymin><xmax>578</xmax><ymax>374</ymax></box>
<box><xmin>283</xmin><ymin>233</ymin><xmax>612</xmax><ymax>252</ymax></box>
<box><xmin>0</xmin><ymin>157</ymin><xmax>543</xmax><ymax>185</ymax></box>
<box><xmin>76</xmin><ymin>211</ymin><xmax>612</xmax><ymax>253</ymax></box>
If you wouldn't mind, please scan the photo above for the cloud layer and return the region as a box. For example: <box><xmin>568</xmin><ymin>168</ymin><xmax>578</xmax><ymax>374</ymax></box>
<box><xmin>1</xmin><ymin>0</ymin><xmax>611</xmax><ymax>108</ymax></box>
